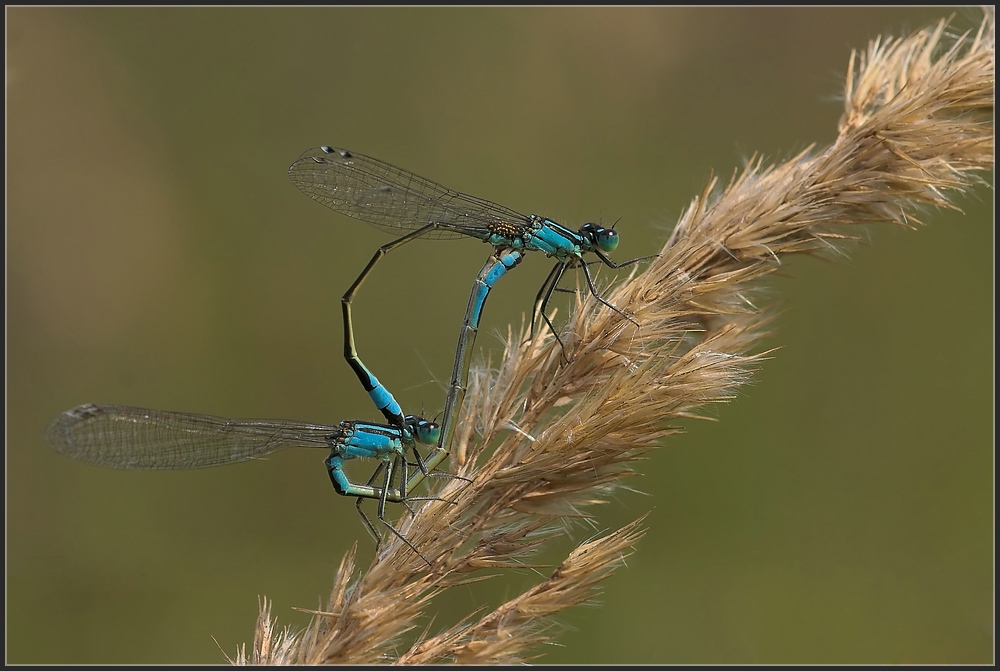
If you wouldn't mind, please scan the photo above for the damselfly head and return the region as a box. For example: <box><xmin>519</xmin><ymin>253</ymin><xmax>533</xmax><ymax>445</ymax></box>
<box><xmin>406</xmin><ymin>415</ymin><xmax>441</xmax><ymax>445</ymax></box>
<box><xmin>580</xmin><ymin>222</ymin><xmax>620</xmax><ymax>253</ymax></box>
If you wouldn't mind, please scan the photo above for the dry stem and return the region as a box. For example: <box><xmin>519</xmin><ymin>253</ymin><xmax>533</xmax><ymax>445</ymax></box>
<box><xmin>231</xmin><ymin>10</ymin><xmax>994</xmax><ymax>665</ymax></box>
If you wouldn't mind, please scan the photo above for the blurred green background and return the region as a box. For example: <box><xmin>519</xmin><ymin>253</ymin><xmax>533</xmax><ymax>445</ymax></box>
<box><xmin>7</xmin><ymin>7</ymin><xmax>992</xmax><ymax>664</ymax></box>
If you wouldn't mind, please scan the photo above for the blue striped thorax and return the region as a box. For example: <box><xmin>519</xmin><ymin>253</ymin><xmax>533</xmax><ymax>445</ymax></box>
<box><xmin>485</xmin><ymin>216</ymin><xmax>619</xmax><ymax>261</ymax></box>
<box><xmin>334</xmin><ymin>420</ymin><xmax>404</xmax><ymax>462</ymax></box>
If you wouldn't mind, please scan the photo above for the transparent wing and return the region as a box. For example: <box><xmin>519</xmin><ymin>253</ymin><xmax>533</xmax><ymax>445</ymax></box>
<box><xmin>288</xmin><ymin>145</ymin><xmax>531</xmax><ymax>239</ymax></box>
<box><xmin>46</xmin><ymin>403</ymin><xmax>341</xmax><ymax>470</ymax></box>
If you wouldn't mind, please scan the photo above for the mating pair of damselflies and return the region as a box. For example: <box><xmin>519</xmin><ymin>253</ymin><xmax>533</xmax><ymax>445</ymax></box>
<box><xmin>47</xmin><ymin>145</ymin><xmax>649</xmax><ymax>564</ymax></box>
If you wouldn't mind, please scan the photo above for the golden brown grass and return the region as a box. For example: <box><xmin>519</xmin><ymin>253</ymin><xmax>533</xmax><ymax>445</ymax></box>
<box><xmin>230</xmin><ymin>10</ymin><xmax>994</xmax><ymax>665</ymax></box>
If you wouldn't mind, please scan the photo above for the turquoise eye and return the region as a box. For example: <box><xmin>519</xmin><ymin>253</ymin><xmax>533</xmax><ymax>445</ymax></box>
<box><xmin>414</xmin><ymin>419</ymin><xmax>441</xmax><ymax>445</ymax></box>
<box><xmin>597</xmin><ymin>228</ymin><xmax>619</xmax><ymax>252</ymax></box>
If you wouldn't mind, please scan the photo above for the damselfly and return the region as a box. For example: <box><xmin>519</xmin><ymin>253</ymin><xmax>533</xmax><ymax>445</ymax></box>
<box><xmin>289</xmin><ymin>145</ymin><xmax>651</xmax><ymax>355</ymax></box>
<box><xmin>48</xmin><ymin>297</ymin><xmax>450</xmax><ymax>566</ymax></box>
<box><xmin>47</xmin><ymin>402</ymin><xmax>441</xmax><ymax>563</ymax></box>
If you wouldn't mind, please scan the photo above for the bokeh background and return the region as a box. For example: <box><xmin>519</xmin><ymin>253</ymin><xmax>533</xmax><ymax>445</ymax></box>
<box><xmin>7</xmin><ymin>7</ymin><xmax>992</xmax><ymax>664</ymax></box>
